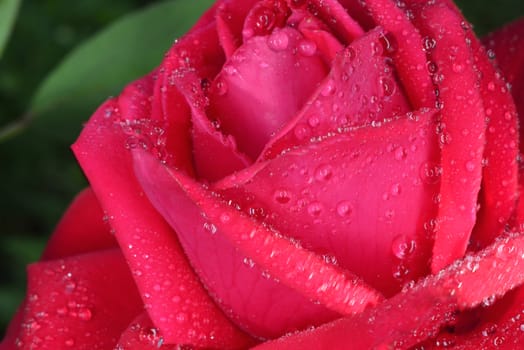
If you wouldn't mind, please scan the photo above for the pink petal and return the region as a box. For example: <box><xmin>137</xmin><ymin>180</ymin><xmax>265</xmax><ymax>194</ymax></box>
<box><xmin>209</xmin><ymin>26</ymin><xmax>327</xmax><ymax>160</ymax></box>
<box><xmin>408</xmin><ymin>2</ymin><xmax>486</xmax><ymax>272</ymax></box>
<box><xmin>41</xmin><ymin>188</ymin><xmax>117</xmax><ymax>260</ymax></box>
<box><xmin>295</xmin><ymin>11</ymin><xmax>344</xmax><ymax>62</ymax></box>
<box><xmin>364</xmin><ymin>0</ymin><xmax>436</xmax><ymax>108</ymax></box>
<box><xmin>133</xmin><ymin>149</ymin><xmax>382</xmax><ymax>338</ymax></box>
<box><xmin>260</xmin><ymin>28</ymin><xmax>410</xmax><ymax>161</ymax></box>
<box><xmin>306</xmin><ymin>0</ymin><xmax>365</xmax><ymax>43</ymax></box>
<box><xmin>484</xmin><ymin>18</ymin><xmax>524</xmax><ymax>153</ymax></box>
<box><xmin>73</xmin><ymin>97</ymin><xmax>253</xmax><ymax>347</ymax></box>
<box><xmin>469</xmin><ymin>34</ymin><xmax>518</xmax><ymax>248</ymax></box>
<box><xmin>216</xmin><ymin>0</ymin><xmax>260</xmax><ymax>57</ymax></box>
<box><xmin>217</xmin><ymin>109</ymin><xmax>439</xmax><ymax>296</ymax></box>
<box><xmin>242</xmin><ymin>0</ymin><xmax>290</xmax><ymax>40</ymax></box>
<box><xmin>169</xmin><ymin>67</ymin><xmax>252</xmax><ymax>181</ymax></box>
<box><xmin>430</xmin><ymin>0</ymin><xmax>519</xmax><ymax>250</ymax></box>
<box><xmin>0</xmin><ymin>249</ymin><xmax>143</xmax><ymax>350</ymax></box>
<box><xmin>254</xmin><ymin>232</ymin><xmax>524</xmax><ymax>349</ymax></box>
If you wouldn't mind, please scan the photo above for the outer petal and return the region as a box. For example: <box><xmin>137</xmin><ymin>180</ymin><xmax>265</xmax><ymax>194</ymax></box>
<box><xmin>217</xmin><ymin>109</ymin><xmax>439</xmax><ymax>296</ymax></box>
<box><xmin>133</xmin><ymin>148</ymin><xmax>382</xmax><ymax>338</ymax></box>
<box><xmin>41</xmin><ymin>188</ymin><xmax>117</xmax><ymax>260</ymax></box>
<box><xmin>0</xmin><ymin>249</ymin><xmax>143</xmax><ymax>350</ymax></box>
<box><xmin>484</xmin><ymin>18</ymin><xmax>524</xmax><ymax>140</ymax></box>
<box><xmin>254</xmin><ymin>232</ymin><xmax>524</xmax><ymax>349</ymax></box>
<box><xmin>364</xmin><ymin>0</ymin><xmax>436</xmax><ymax>108</ymax></box>
<box><xmin>209</xmin><ymin>26</ymin><xmax>327</xmax><ymax>160</ymax></box>
<box><xmin>407</xmin><ymin>1</ymin><xmax>486</xmax><ymax>272</ymax></box>
<box><xmin>73</xmin><ymin>96</ymin><xmax>253</xmax><ymax>347</ymax></box>
<box><xmin>260</xmin><ymin>28</ymin><xmax>411</xmax><ymax>161</ymax></box>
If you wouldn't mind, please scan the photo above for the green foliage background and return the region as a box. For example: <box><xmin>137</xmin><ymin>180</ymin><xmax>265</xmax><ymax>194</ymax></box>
<box><xmin>0</xmin><ymin>0</ymin><xmax>522</xmax><ymax>338</ymax></box>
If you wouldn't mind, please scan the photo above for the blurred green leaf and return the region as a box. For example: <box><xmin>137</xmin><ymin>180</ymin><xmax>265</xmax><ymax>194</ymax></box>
<box><xmin>0</xmin><ymin>0</ymin><xmax>21</xmax><ymax>58</ymax></box>
<box><xmin>25</xmin><ymin>0</ymin><xmax>214</xmax><ymax>142</ymax></box>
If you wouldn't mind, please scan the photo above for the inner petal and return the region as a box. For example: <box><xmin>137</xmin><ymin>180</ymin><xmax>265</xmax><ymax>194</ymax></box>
<box><xmin>209</xmin><ymin>26</ymin><xmax>328</xmax><ymax>160</ymax></box>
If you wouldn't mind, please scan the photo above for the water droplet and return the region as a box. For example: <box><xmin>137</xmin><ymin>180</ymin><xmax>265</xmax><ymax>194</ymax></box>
<box><xmin>77</xmin><ymin>307</ymin><xmax>92</xmax><ymax>321</ymax></box>
<box><xmin>336</xmin><ymin>201</ymin><xmax>353</xmax><ymax>217</ymax></box>
<box><xmin>294</xmin><ymin>123</ymin><xmax>311</xmax><ymax>140</ymax></box>
<box><xmin>390</xmin><ymin>183</ymin><xmax>401</xmax><ymax>196</ymax></box>
<box><xmin>307</xmin><ymin>202</ymin><xmax>324</xmax><ymax>217</ymax></box>
<box><xmin>452</xmin><ymin>63</ymin><xmax>464</xmax><ymax>73</ymax></box>
<box><xmin>394</xmin><ymin>146</ymin><xmax>406</xmax><ymax>160</ymax></box>
<box><xmin>65</xmin><ymin>339</ymin><xmax>75</xmax><ymax>347</ymax></box>
<box><xmin>298</xmin><ymin>39</ymin><xmax>317</xmax><ymax>56</ymax></box>
<box><xmin>308</xmin><ymin>114</ymin><xmax>321</xmax><ymax>127</ymax></box>
<box><xmin>419</xmin><ymin>162</ymin><xmax>442</xmax><ymax>184</ymax></box>
<box><xmin>380</xmin><ymin>77</ymin><xmax>396</xmax><ymax>96</ymax></box>
<box><xmin>267</xmin><ymin>30</ymin><xmax>289</xmax><ymax>51</ymax></box>
<box><xmin>314</xmin><ymin>164</ymin><xmax>333</xmax><ymax>181</ymax></box>
<box><xmin>465</xmin><ymin>160</ymin><xmax>476</xmax><ymax>172</ymax></box>
<box><xmin>391</xmin><ymin>235</ymin><xmax>416</xmax><ymax>259</ymax></box>
<box><xmin>274</xmin><ymin>189</ymin><xmax>292</xmax><ymax>204</ymax></box>
<box><xmin>423</xmin><ymin>36</ymin><xmax>437</xmax><ymax>51</ymax></box>
<box><xmin>203</xmin><ymin>222</ymin><xmax>217</xmax><ymax>235</ymax></box>
<box><xmin>321</xmin><ymin>79</ymin><xmax>336</xmax><ymax>96</ymax></box>
<box><xmin>215</xmin><ymin>79</ymin><xmax>228</xmax><ymax>96</ymax></box>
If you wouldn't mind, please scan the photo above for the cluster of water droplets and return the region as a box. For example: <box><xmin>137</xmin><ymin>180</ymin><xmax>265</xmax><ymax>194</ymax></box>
<box><xmin>14</xmin><ymin>263</ymin><xmax>94</xmax><ymax>349</ymax></box>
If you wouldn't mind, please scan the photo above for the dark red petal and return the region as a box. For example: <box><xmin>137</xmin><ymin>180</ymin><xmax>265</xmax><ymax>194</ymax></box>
<box><xmin>254</xmin><ymin>232</ymin><xmax>524</xmax><ymax>349</ymax></box>
<box><xmin>470</xmin><ymin>38</ymin><xmax>519</xmax><ymax>248</ymax></box>
<box><xmin>217</xmin><ymin>109</ymin><xmax>439</xmax><ymax>296</ymax></box>
<box><xmin>0</xmin><ymin>249</ymin><xmax>143</xmax><ymax>350</ymax></box>
<box><xmin>408</xmin><ymin>2</ymin><xmax>486</xmax><ymax>272</ymax></box>
<box><xmin>133</xmin><ymin>149</ymin><xmax>382</xmax><ymax>338</ymax></box>
<box><xmin>260</xmin><ymin>28</ymin><xmax>410</xmax><ymax>161</ymax></box>
<box><xmin>364</xmin><ymin>0</ymin><xmax>436</xmax><ymax>108</ymax></box>
<box><xmin>307</xmin><ymin>0</ymin><xmax>365</xmax><ymax>43</ymax></box>
<box><xmin>484</xmin><ymin>18</ymin><xmax>524</xmax><ymax>153</ymax></box>
<box><xmin>41</xmin><ymin>188</ymin><xmax>117</xmax><ymax>260</ymax></box>
<box><xmin>421</xmin><ymin>287</ymin><xmax>524</xmax><ymax>349</ymax></box>
<box><xmin>73</xmin><ymin>98</ymin><xmax>253</xmax><ymax>347</ymax></box>
<box><xmin>216</xmin><ymin>0</ymin><xmax>260</xmax><ymax>57</ymax></box>
<box><xmin>209</xmin><ymin>26</ymin><xmax>327</xmax><ymax>160</ymax></box>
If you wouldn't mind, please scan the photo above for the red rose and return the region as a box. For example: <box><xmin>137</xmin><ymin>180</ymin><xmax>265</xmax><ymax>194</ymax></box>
<box><xmin>3</xmin><ymin>0</ymin><xmax>524</xmax><ymax>349</ymax></box>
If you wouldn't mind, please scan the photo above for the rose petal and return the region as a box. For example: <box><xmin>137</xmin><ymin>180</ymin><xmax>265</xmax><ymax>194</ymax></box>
<box><xmin>217</xmin><ymin>109</ymin><xmax>439</xmax><ymax>296</ymax></box>
<box><xmin>209</xmin><ymin>26</ymin><xmax>328</xmax><ymax>160</ymax></box>
<box><xmin>216</xmin><ymin>0</ymin><xmax>259</xmax><ymax>57</ymax></box>
<box><xmin>41</xmin><ymin>188</ymin><xmax>117</xmax><ymax>260</ymax></box>
<box><xmin>307</xmin><ymin>0</ymin><xmax>365</xmax><ymax>43</ymax></box>
<box><xmin>0</xmin><ymin>249</ymin><xmax>143</xmax><ymax>350</ymax></box>
<box><xmin>432</xmin><ymin>0</ymin><xmax>520</xmax><ymax>251</ymax></box>
<box><xmin>242</xmin><ymin>0</ymin><xmax>290</xmax><ymax>40</ymax></box>
<box><xmin>169</xmin><ymin>67</ymin><xmax>253</xmax><ymax>181</ymax></box>
<box><xmin>364</xmin><ymin>0</ymin><xmax>436</xmax><ymax>108</ymax></box>
<box><xmin>73</xmin><ymin>96</ymin><xmax>253</xmax><ymax>347</ymax></box>
<box><xmin>133</xmin><ymin>148</ymin><xmax>382</xmax><ymax>338</ymax></box>
<box><xmin>407</xmin><ymin>2</ymin><xmax>486</xmax><ymax>272</ymax></box>
<box><xmin>254</xmin><ymin>232</ymin><xmax>524</xmax><ymax>349</ymax></box>
<box><xmin>484</xmin><ymin>18</ymin><xmax>524</xmax><ymax>156</ymax></box>
<box><xmin>421</xmin><ymin>287</ymin><xmax>524</xmax><ymax>349</ymax></box>
<box><xmin>470</xmin><ymin>34</ymin><xmax>518</xmax><ymax>249</ymax></box>
<box><xmin>295</xmin><ymin>11</ymin><xmax>344</xmax><ymax>62</ymax></box>
<box><xmin>114</xmin><ymin>312</ymin><xmax>185</xmax><ymax>349</ymax></box>
<box><xmin>260</xmin><ymin>28</ymin><xmax>410</xmax><ymax>161</ymax></box>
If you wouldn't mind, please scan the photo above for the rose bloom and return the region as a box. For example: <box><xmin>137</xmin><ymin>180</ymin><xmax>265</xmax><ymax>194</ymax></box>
<box><xmin>3</xmin><ymin>0</ymin><xmax>524</xmax><ymax>348</ymax></box>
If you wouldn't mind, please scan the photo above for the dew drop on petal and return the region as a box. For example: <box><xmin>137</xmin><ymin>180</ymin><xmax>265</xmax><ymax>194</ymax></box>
<box><xmin>336</xmin><ymin>200</ymin><xmax>353</xmax><ymax>217</ymax></box>
<box><xmin>267</xmin><ymin>30</ymin><xmax>289</xmax><ymax>51</ymax></box>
